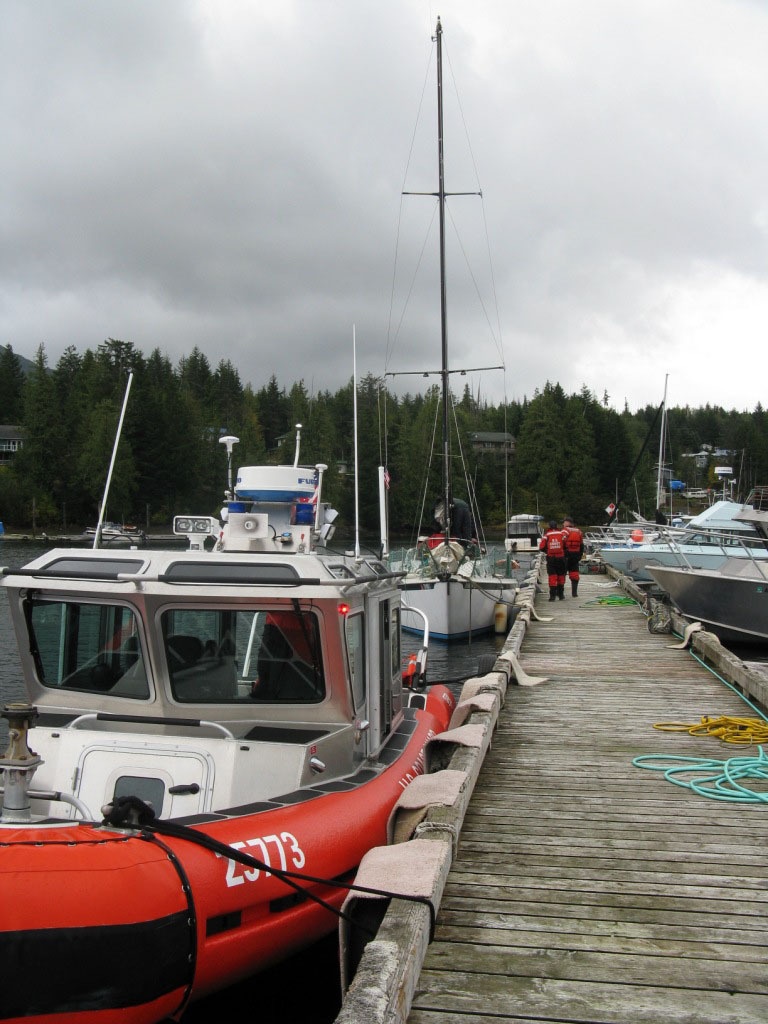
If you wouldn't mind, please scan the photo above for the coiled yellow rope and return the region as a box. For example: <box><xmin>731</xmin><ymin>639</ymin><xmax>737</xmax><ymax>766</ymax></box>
<box><xmin>654</xmin><ymin>715</ymin><xmax>768</xmax><ymax>745</ymax></box>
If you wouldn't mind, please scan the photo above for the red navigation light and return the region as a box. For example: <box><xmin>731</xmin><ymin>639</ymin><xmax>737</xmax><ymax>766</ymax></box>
<box><xmin>337</xmin><ymin>602</ymin><xmax>350</xmax><ymax>617</ymax></box>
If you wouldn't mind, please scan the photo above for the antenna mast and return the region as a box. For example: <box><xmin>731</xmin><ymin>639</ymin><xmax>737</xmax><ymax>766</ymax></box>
<box><xmin>93</xmin><ymin>371</ymin><xmax>133</xmax><ymax>549</ymax></box>
<box><xmin>656</xmin><ymin>374</ymin><xmax>669</xmax><ymax>512</ymax></box>
<box><xmin>435</xmin><ymin>17</ymin><xmax>451</xmax><ymax>545</ymax></box>
<box><xmin>353</xmin><ymin>326</ymin><xmax>361</xmax><ymax>560</ymax></box>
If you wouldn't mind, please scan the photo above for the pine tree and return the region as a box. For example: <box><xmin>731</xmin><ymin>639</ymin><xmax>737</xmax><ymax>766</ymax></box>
<box><xmin>14</xmin><ymin>345</ymin><xmax>60</xmax><ymax>526</ymax></box>
<box><xmin>0</xmin><ymin>345</ymin><xmax>25</xmax><ymax>423</ymax></box>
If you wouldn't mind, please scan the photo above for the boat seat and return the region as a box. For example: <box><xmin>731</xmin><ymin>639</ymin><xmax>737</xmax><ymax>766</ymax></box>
<box><xmin>167</xmin><ymin>634</ymin><xmax>204</xmax><ymax>670</ymax></box>
<box><xmin>108</xmin><ymin>636</ymin><xmax>150</xmax><ymax>698</ymax></box>
<box><xmin>60</xmin><ymin>635</ymin><xmax>147</xmax><ymax>694</ymax></box>
<box><xmin>167</xmin><ymin>631</ymin><xmax>239</xmax><ymax>702</ymax></box>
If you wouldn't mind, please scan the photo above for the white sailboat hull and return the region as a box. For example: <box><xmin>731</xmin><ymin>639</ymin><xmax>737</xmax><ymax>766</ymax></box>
<box><xmin>400</xmin><ymin>575</ymin><xmax>513</xmax><ymax>641</ymax></box>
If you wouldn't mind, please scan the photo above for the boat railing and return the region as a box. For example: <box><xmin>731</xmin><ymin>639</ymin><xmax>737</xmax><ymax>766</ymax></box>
<box><xmin>744</xmin><ymin>486</ymin><xmax>768</xmax><ymax>512</ymax></box>
<box><xmin>71</xmin><ymin>564</ymin><xmax>405</xmax><ymax>590</ymax></box>
<box><xmin>588</xmin><ymin>518</ymin><xmax>725</xmax><ymax>555</ymax></box>
<box><xmin>388</xmin><ymin>541</ymin><xmax>515</xmax><ymax>580</ymax></box>
<box><xmin>67</xmin><ymin>712</ymin><xmax>237</xmax><ymax>739</ymax></box>
<box><xmin>665</xmin><ymin>525</ymin><xmax>768</xmax><ymax>572</ymax></box>
<box><xmin>0</xmin><ymin>785</ymin><xmax>94</xmax><ymax>821</ymax></box>
<box><xmin>585</xmin><ymin>523</ymin><xmax>667</xmax><ymax>552</ymax></box>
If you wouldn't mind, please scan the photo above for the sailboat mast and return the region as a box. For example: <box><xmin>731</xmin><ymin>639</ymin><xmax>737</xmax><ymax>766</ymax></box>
<box><xmin>435</xmin><ymin>17</ymin><xmax>451</xmax><ymax>542</ymax></box>
<box><xmin>656</xmin><ymin>373</ymin><xmax>668</xmax><ymax>512</ymax></box>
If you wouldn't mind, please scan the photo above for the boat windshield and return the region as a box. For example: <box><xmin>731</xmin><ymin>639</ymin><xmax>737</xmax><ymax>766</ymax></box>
<box><xmin>23</xmin><ymin>598</ymin><xmax>327</xmax><ymax>704</ymax></box>
<box><xmin>161</xmin><ymin>606</ymin><xmax>326</xmax><ymax>704</ymax></box>
<box><xmin>26</xmin><ymin>598</ymin><xmax>149</xmax><ymax>698</ymax></box>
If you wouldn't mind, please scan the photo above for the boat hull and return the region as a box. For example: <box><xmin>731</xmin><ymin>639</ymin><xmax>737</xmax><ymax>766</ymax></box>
<box><xmin>602</xmin><ymin>545</ymin><xmax>747</xmax><ymax>582</ymax></box>
<box><xmin>0</xmin><ymin>695</ymin><xmax>453</xmax><ymax>1023</ymax></box>
<box><xmin>648</xmin><ymin>564</ymin><xmax>768</xmax><ymax>644</ymax></box>
<box><xmin>400</xmin><ymin>576</ymin><xmax>511</xmax><ymax>641</ymax></box>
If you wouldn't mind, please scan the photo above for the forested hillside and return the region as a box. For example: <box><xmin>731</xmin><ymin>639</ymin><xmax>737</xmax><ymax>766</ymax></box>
<box><xmin>1</xmin><ymin>340</ymin><xmax>766</xmax><ymax>534</ymax></box>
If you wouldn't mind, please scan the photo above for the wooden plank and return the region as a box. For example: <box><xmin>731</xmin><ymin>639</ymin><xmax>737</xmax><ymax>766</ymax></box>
<box><xmin>411</xmin><ymin>971</ymin><xmax>768</xmax><ymax>1023</ymax></box>
<box><xmin>406</xmin><ymin>572</ymin><xmax>768</xmax><ymax>1024</ymax></box>
<box><xmin>421</xmin><ymin>940</ymin><xmax>768</xmax><ymax>991</ymax></box>
<box><xmin>433</xmin><ymin>924</ymin><xmax>768</xmax><ymax>962</ymax></box>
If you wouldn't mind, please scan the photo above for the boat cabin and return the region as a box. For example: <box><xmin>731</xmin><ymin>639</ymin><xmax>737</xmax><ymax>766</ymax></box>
<box><xmin>1</xmin><ymin>460</ymin><xmax>431</xmax><ymax>826</ymax></box>
<box><xmin>506</xmin><ymin>514</ymin><xmax>543</xmax><ymax>551</ymax></box>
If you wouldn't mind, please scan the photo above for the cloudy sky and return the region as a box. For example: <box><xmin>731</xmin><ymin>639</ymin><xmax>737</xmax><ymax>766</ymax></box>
<box><xmin>2</xmin><ymin>0</ymin><xmax>767</xmax><ymax>414</ymax></box>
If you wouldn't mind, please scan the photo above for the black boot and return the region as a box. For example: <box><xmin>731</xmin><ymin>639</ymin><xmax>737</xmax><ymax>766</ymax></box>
<box><xmin>549</xmin><ymin>587</ymin><xmax>556</xmax><ymax>601</ymax></box>
<box><xmin>557</xmin><ymin>585</ymin><xmax>565</xmax><ymax>600</ymax></box>
<box><xmin>571</xmin><ymin>580</ymin><xmax>578</xmax><ymax>597</ymax></box>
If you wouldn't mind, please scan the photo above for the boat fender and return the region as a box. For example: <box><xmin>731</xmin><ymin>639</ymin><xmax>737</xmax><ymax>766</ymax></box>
<box><xmin>403</xmin><ymin>653</ymin><xmax>418</xmax><ymax>687</ymax></box>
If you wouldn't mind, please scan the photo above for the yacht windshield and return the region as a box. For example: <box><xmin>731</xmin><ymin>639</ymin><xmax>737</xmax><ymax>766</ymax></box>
<box><xmin>26</xmin><ymin>598</ymin><xmax>149</xmax><ymax>698</ymax></box>
<box><xmin>161</xmin><ymin>607</ymin><xmax>325</xmax><ymax>704</ymax></box>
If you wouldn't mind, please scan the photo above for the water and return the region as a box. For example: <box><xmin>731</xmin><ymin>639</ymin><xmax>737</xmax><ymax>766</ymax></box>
<box><xmin>178</xmin><ymin>932</ymin><xmax>342</xmax><ymax>1023</ymax></box>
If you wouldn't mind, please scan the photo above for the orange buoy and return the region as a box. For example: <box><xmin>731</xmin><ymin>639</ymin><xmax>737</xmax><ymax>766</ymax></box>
<box><xmin>630</xmin><ymin>528</ymin><xmax>644</xmax><ymax>543</ymax></box>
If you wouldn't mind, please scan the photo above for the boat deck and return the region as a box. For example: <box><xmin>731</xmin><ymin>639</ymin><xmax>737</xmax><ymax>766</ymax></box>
<box><xmin>407</xmin><ymin>573</ymin><xmax>768</xmax><ymax>1024</ymax></box>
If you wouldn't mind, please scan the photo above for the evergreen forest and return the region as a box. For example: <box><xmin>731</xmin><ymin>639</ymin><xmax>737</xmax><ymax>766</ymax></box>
<box><xmin>1</xmin><ymin>340</ymin><xmax>767</xmax><ymax>537</ymax></box>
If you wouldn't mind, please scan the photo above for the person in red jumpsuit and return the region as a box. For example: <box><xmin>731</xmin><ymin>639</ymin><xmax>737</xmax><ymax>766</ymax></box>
<box><xmin>562</xmin><ymin>515</ymin><xmax>585</xmax><ymax>597</ymax></box>
<box><xmin>539</xmin><ymin>519</ymin><xmax>567</xmax><ymax>600</ymax></box>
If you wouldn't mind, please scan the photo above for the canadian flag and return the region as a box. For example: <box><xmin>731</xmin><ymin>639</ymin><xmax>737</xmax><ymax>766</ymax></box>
<box><xmin>605</xmin><ymin>502</ymin><xmax>616</xmax><ymax>515</ymax></box>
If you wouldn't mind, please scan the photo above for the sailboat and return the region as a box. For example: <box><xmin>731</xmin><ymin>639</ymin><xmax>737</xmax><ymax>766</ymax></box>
<box><xmin>389</xmin><ymin>18</ymin><xmax>518</xmax><ymax>641</ymax></box>
<box><xmin>599</xmin><ymin>375</ymin><xmax>675</xmax><ymax>542</ymax></box>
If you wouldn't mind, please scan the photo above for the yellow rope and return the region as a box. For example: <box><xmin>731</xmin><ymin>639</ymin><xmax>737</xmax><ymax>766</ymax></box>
<box><xmin>654</xmin><ymin>715</ymin><xmax>768</xmax><ymax>745</ymax></box>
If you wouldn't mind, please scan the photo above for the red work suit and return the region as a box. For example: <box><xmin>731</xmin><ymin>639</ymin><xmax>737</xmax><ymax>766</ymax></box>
<box><xmin>563</xmin><ymin>526</ymin><xmax>584</xmax><ymax>583</ymax></box>
<box><xmin>539</xmin><ymin>527</ymin><xmax>567</xmax><ymax>597</ymax></box>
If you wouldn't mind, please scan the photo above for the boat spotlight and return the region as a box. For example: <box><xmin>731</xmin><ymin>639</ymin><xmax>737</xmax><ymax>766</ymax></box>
<box><xmin>173</xmin><ymin>516</ymin><xmax>220</xmax><ymax>536</ymax></box>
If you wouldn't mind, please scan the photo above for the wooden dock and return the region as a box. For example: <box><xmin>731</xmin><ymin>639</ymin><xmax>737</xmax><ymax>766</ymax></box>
<box><xmin>406</xmin><ymin>572</ymin><xmax>768</xmax><ymax>1024</ymax></box>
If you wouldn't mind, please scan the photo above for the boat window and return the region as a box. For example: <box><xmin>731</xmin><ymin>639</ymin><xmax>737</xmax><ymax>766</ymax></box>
<box><xmin>390</xmin><ymin>606</ymin><xmax>403</xmax><ymax>716</ymax></box>
<box><xmin>378</xmin><ymin>603</ymin><xmax>393</xmax><ymax>734</ymax></box>
<box><xmin>113</xmin><ymin>775</ymin><xmax>165</xmax><ymax>814</ymax></box>
<box><xmin>161</xmin><ymin>562</ymin><xmax>300</xmax><ymax>584</ymax></box>
<box><xmin>365</xmin><ymin>560</ymin><xmax>389</xmax><ymax>577</ymax></box>
<box><xmin>327</xmin><ymin>564</ymin><xmax>355</xmax><ymax>580</ymax></box>
<box><xmin>345</xmin><ymin>613</ymin><xmax>366</xmax><ymax>711</ymax></box>
<box><xmin>31</xmin><ymin>556</ymin><xmax>145</xmax><ymax>580</ymax></box>
<box><xmin>25</xmin><ymin>599</ymin><xmax>149</xmax><ymax>698</ymax></box>
<box><xmin>161</xmin><ymin>607</ymin><xmax>325</xmax><ymax>704</ymax></box>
